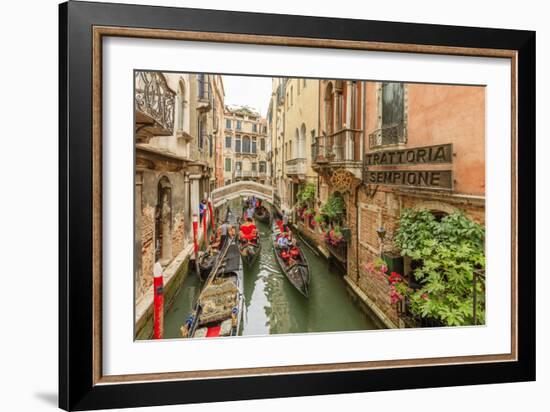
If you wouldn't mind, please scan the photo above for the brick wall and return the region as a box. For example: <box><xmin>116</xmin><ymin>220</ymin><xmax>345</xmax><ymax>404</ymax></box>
<box><xmin>140</xmin><ymin>204</ymin><xmax>156</xmax><ymax>297</ymax></box>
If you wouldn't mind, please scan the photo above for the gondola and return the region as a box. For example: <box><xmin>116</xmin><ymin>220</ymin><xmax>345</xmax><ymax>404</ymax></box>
<box><xmin>181</xmin><ymin>237</ymin><xmax>244</xmax><ymax>338</ymax></box>
<box><xmin>197</xmin><ymin>207</ymin><xmax>238</xmax><ymax>280</ymax></box>
<box><xmin>254</xmin><ymin>205</ymin><xmax>271</xmax><ymax>223</ymax></box>
<box><xmin>238</xmin><ymin>218</ymin><xmax>261</xmax><ymax>266</ymax></box>
<box><xmin>271</xmin><ymin>221</ymin><xmax>310</xmax><ymax>297</ymax></box>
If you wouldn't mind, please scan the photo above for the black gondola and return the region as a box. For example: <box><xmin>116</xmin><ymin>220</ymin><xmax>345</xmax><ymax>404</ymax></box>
<box><xmin>181</xmin><ymin>235</ymin><xmax>244</xmax><ymax>339</ymax></box>
<box><xmin>254</xmin><ymin>205</ymin><xmax>271</xmax><ymax>223</ymax></box>
<box><xmin>197</xmin><ymin>207</ymin><xmax>238</xmax><ymax>280</ymax></box>
<box><xmin>271</xmin><ymin>221</ymin><xmax>310</xmax><ymax>297</ymax></box>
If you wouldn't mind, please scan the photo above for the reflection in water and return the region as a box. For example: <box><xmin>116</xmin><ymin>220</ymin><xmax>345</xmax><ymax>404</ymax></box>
<box><xmin>164</xmin><ymin>200</ymin><xmax>377</xmax><ymax>339</ymax></box>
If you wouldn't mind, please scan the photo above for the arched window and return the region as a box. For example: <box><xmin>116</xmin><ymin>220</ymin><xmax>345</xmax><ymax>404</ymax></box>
<box><xmin>299</xmin><ymin>123</ymin><xmax>307</xmax><ymax>158</ymax></box>
<box><xmin>243</xmin><ymin>136</ymin><xmax>251</xmax><ymax>153</ymax></box>
<box><xmin>177</xmin><ymin>80</ymin><xmax>186</xmax><ymax>131</ymax></box>
<box><xmin>252</xmin><ymin>137</ymin><xmax>257</xmax><ymax>154</ymax></box>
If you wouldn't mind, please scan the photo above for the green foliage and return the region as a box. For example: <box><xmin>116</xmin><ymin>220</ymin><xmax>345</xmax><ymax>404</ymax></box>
<box><xmin>394</xmin><ymin>209</ymin><xmax>486</xmax><ymax>326</ymax></box>
<box><xmin>320</xmin><ymin>192</ymin><xmax>346</xmax><ymax>221</ymax></box>
<box><xmin>296</xmin><ymin>183</ymin><xmax>316</xmax><ymax>206</ymax></box>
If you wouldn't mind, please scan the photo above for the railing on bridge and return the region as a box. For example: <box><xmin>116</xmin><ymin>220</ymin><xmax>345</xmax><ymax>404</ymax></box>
<box><xmin>211</xmin><ymin>180</ymin><xmax>274</xmax><ymax>207</ymax></box>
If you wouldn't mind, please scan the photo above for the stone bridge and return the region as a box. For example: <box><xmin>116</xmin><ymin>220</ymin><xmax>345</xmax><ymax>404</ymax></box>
<box><xmin>211</xmin><ymin>181</ymin><xmax>274</xmax><ymax>208</ymax></box>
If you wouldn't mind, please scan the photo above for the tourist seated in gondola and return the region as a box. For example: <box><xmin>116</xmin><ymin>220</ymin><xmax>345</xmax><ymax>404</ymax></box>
<box><xmin>239</xmin><ymin>218</ymin><xmax>258</xmax><ymax>244</ymax></box>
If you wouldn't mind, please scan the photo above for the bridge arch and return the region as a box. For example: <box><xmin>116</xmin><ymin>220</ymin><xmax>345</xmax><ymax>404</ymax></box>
<box><xmin>211</xmin><ymin>181</ymin><xmax>274</xmax><ymax>208</ymax></box>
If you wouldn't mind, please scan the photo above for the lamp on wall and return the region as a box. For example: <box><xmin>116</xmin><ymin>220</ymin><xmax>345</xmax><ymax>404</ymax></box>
<box><xmin>376</xmin><ymin>226</ymin><xmax>386</xmax><ymax>257</ymax></box>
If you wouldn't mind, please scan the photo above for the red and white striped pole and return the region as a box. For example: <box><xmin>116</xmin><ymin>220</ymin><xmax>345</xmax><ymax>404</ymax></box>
<box><xmin>153</xmin><ymin>262</ymin><xmax>164</xmax><ymax>339</ymax></box>
<box><xmin>192</xmin><ymin>213</ymin><xmax>199</xmax><ymax>256</ymax></box>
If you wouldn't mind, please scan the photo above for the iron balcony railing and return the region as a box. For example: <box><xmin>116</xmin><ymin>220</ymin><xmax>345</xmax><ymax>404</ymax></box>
<box><xmin>368</xmin><ymin>123</ymin><xmax>407</xmax><ymax>149</ymax></box>
<box><xmin>134</xmin><ymin>71</ymin><xmax>175</xmax><ymax>133</ymax></box>
<box><xmin>312</xmin><ymin>128</ymin><xmax>363</xmax><ymax>164</ymax></box>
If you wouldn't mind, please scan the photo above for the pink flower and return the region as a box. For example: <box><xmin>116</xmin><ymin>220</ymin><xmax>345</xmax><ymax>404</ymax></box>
<box><xmin>380</xmin><ymin>265</ymin><xmax>388</xmax><ymax>274</ymax></box>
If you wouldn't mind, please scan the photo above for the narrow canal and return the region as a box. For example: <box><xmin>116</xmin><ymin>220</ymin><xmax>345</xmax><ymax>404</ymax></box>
<box><xmin>164</xmin><ymin>202</ymin><xmax>378</xmax><ymax>338</ymax></box>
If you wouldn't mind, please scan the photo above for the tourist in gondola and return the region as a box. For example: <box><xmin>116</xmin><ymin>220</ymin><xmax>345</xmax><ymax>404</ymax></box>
<box><xmin>239</xmin><ymin>217</ymin><xmax>258</xmax><ymax>244</ymax></box>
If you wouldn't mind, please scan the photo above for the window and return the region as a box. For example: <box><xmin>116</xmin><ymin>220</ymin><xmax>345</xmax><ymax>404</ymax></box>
<box><xmin>259</xmin><ymin>161</ymin><xmax>266</xmax><ymax>173</ymax></box>
<box><xmin>381</xmin><ymin>82</ymin><xmax>405</xmax><ymax>145</ymax></box>
<box><xmin>225</xmin><ymin>135</ymin><xmax>232</xmax><ymax>148</ymax></box>
<box><xmin>236</xmin><ymin>120</ymin><xmax>242</xmax><ymax>130</ymax></box>
<box><xmin>209</xmin><ymin>135</ymin><xmax>213</xmax><ymax>157</ymax></box>
<box><xmin>235</xmin><ymin>137</ymin><xmax>241</xmax><ymax>152</ymax></box>
<box><xmin>198</xmin><ymin>116</ymin><xmax>206</xmax><ymax>149</ymax></box>
<box><xmin>324</xmin><ymin>82</ymin><xmax>334</xmax><ymax>135</ymax></box>
<box><xmin>226</xmin><ymin>119</ymin><xmax>232</xmax><ymax>129</ymax></box>
<box><xmin>236</xmin><ymin>161</ymin><xmax>242</xmax><ymax>171</ymax></box>
<box><xmin>198</xmin><ymin>74</ymin><xmax>209</xmax><ymax>100</ymax></box>
<box><xmin>252</xmin><ymin>137</ymin><xmax>257</xmax><ymax>154</ymax></box>
<box><xmin>260</xmin><ymin>138</ymin><xmax>265</xmax><ymax>151</ymax></box>
<box><xmin>252</xmin><ymin>123</ymin><xmax>257</xmax><ymax>133</ymax></box>
<box><xmin>225</xmin><ymin>158</ymin><xmax>232</xmax><ymax>172</ymax></box>
<box><xmin>252</xmin><ymin>162</ymin><xmax>257</xmax><ymax>172</ymax></box>
<box><xmin>243</xmin><ymin>136</ymin><xmax>251</xmax><ymax>153</ymax></box>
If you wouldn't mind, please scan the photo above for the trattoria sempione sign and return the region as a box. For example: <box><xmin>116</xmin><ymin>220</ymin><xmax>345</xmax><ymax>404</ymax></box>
<box><xmin>364</xmin><ymin>143</ymin><xmax>453</xmax><ymax>166</ymax></box>
<box><xmin>364</xmin><ymin>144</ymin><xmax>453</xmax><ymax>190</ymax></box>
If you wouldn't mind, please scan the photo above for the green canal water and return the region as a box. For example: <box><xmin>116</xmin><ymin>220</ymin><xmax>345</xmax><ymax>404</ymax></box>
<box><xmin>164</xmin><ymin>205</ymin><xmax>378</xmax><ymax>338</ymax></box>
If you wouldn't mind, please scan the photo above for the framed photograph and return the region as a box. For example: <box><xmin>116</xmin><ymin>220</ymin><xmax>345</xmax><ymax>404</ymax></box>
<box><xmin>59</xmin><ymin>1</ymin><xmax>535</xmax><ymax>410</ymax></box>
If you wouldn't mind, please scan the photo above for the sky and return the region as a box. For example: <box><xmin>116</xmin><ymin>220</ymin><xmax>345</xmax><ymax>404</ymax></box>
<box><xmin>222</xmin><ymin>75</ymin><xmax>273</xmax><ymax>118</ymax></box>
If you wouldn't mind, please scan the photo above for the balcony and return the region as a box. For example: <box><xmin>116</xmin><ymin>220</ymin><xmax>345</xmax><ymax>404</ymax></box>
<box><xmin>312</xmin><ymin>129</ymin><xmax>363</xmax><ymax>176</ymax></box>
<box><xmin>235</xmin><ymin>151</ymin><xmax>258</xmax><ymax>157</ymax></box>
<box><xmin>368</xmin><ymin>123</ymin><xmax>407</xmax><ymax>149</ymax></box>
<box><xmin>135</xmin><ymin>72</ymin><xmax>175</xmax><ymax>140</ymax></box>
<box><xmin>235</xmin><ymin>170</ymin><xmax>258</xmax><ymax>179</ymax></box>
<box><xmin>285</xmin><ymin>158</ymin><xmax>307</xmax><ymax>177</ymax></box>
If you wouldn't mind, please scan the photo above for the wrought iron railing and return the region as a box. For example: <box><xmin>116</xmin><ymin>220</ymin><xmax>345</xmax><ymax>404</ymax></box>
<box><xmin>368</xmin><ymin>123</ymin><xmax>407</xmax><ymax>149</ymax></box>
<box><xmin>134</xmin><ymin>71</ymin><xmax>175</xmax><ymax>132</ymax></box>
<box><xmin>312</xmin><ymin>129</ymin><xmax>362</xmax><ymax>164</ymax></box>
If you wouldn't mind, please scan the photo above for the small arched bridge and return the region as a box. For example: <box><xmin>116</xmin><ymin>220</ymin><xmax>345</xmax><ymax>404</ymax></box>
<box><xmin>211</xmin><ymin>181</ymin><xmax>274</xmax><ymax>208</ymax></box>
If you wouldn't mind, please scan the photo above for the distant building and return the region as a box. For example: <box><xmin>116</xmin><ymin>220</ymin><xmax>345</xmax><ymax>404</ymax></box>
<box><xmin>223</xmin><ymin>105</ymin><xmax>268</xmax><ymax>185</ymax></box>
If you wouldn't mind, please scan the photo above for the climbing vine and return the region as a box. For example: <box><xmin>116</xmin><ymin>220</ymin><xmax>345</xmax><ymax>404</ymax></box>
<box><xmin>393</xmin><ymin>209</ymin><xmax>486</xmax><ymax>326</ymax></box>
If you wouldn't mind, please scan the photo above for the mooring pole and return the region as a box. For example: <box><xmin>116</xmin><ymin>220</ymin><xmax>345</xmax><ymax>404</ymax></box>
<box><xmin>192</xmin><ymin>213</ymin><xmax>201</xmax><ymax>279</ymax></box>
<box><xmin>153</xmin><ymin>262</ymin><xmax>164</xmax><ymax>339</ymax></box>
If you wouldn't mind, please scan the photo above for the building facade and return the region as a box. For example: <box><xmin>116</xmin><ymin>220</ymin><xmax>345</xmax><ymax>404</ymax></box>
<box><xmin>223</xmin><ymin>105</ymin><xmax>268</xmax><ymax>185</ymax></box>
<box><xmin>311</xmin><ymin>80</ymin><xmax>485</xmax><ymax>327</ymax></box>
<box><xmin>134</xmin><ymin>71</ymin><xmax>223</xmax><ymax>337</ymax></box>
